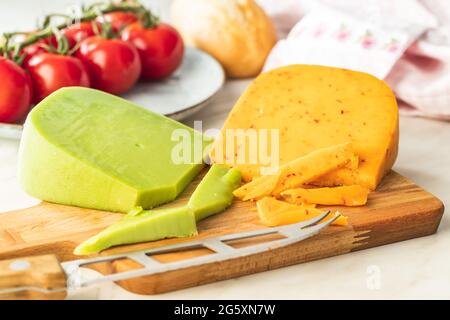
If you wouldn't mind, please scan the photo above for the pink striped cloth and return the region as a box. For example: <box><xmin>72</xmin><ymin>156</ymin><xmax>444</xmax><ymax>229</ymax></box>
<box><xmin>259</xmin><ymin>0</ymin><xmax>450</xmax><ymax>120</ymax></box>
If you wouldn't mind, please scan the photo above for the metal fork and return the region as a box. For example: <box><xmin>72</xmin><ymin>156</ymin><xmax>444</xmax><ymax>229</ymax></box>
<box><xmin>0</xmin><ymin>210</ymin><xmax>338</xmax><ymax>296</ymax></box>
<box><xmin>64</xmin><ymin>210</ymin><xmax>338</xmax><ymax>290</ymax></box>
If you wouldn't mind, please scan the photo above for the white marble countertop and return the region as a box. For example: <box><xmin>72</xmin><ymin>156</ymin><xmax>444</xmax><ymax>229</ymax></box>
<box><xmin>1</xmin><ymin>0</ymin><xmax>449</xmax><ymax>300</ymax></box>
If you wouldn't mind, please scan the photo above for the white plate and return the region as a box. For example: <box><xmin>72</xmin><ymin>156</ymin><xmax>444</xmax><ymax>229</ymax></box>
<box><xmin>0</xmin><ymin>47</ymin><xmax>225</xmax><ymax>140</ymax></box>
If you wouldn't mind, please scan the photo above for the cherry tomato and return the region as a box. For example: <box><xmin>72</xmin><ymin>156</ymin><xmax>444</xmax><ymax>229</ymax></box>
<box><xmin>27</xmin><ymin>53</ymin><xmax>91</xmax><ymax>103</ymax></box>
<box><xmin>21</xmin><ymin>42</ymin><xmax>47</xmax><ymax>66</ymax></box>
<box><xmin>75</xmin><ymin>36</ymin><xmax>141</xmax><ymax>95</ymax></box>
<box><xmin>13</xmin><ymin>33</ymin><xmax>48</xmax><ymax>66</ymax></box>
<box><xmin>48</xmin><ymin>22</ymin><xmax>98</xmax><ymax>49</ymax></box>
<box><xmin>0</xmin><ymin>57</ymin><xmax>33</xmax><ymax>123</ymax></box>
<box><xmin>98</xmin><ymin>12</ymin><xmax>137</xmax><ymax>32</ymax></box>
<box><xmin>121</xmin><ymin>22</ymin><xmax>184</xmax><ymax>81</ymax></box>
<box><xmin>63</xmin><ymin>22</ymin><xmax>98</xmax><ymax>47</ymax></box>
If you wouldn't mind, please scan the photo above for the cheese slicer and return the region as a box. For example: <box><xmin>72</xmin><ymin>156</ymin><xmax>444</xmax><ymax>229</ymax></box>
<box><xmin>0</xmin><ymin>210</ymin><xmax>339</xmax><ymax>300</ymax></box>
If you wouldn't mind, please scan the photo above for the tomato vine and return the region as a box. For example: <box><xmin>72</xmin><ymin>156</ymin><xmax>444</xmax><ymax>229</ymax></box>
<box><xmin>0</xmin><ymin>0</ymin><xmax>159</xmax><ymax>65</ymax></box>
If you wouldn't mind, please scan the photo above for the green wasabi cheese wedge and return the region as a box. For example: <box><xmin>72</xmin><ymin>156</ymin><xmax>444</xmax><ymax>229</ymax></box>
<box><xmin>188</xmin><ymin>165</ymin><xmax>242</xmax><ymax>221</ymax></box>
<box><xmin>74</xmin><ymin>206</ymin><xmax>197</xmax><ymax>255</ymax></box>
<box><xmin>74</xmin><ymin>165</ymin><xmax>241</xmax><ymax>255</ymax></box>
<box><xmin>18</xmin><ymin>87</ymin><xmax>212</xmax><ymax>213</ymax></box>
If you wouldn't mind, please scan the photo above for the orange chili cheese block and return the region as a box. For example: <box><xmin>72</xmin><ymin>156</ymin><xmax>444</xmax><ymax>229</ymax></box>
<box><xmin>210</xmin><ymin>64</ymin><xmax>399</xmax><ymax>190</ymax></box>
<box><xmin>256</xmin><ymin>197</ymin><xmax>348</xmax><ymax>227</ymax></box>
<box><xmin>281</xmin><ymin>185</ymin><xmax>369</xmax><ymax>207</ymax></box>
<box><xmin>233</xmin><ymin>143</ymin><xmax>356</xmax><ymax>201</ymax></box>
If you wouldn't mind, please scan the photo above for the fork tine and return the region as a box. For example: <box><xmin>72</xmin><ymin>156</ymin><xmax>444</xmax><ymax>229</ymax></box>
<box><xmin>219</xmin><ymin>210</ymin><xmax>333</xmax><ymax>242</ymax></box>
<box><xmin>300</xmin><ymin>210</ymin><xmax>332</xmax><ymax>229</ymax></box>
<box><xmin>275</xmin><ymin>210</ymin><xmax>335</xmax><ymax>238</ymax></box>
<box><xmin>275</xmin><ymin>210</ymin><xmax>332</xmax><ymax>234</ymax></box>
<box><xmin>301</xmin><ymin>212</ymin><xmax>341</xmax><ymax>234</ymax></box>
<box><xmin>276</xmin><ymin>212</ymin><xmax>341</xmax><ymax>244</ymax></box>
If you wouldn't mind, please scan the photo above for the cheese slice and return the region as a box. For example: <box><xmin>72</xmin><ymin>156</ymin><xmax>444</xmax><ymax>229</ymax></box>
<box><xmin>210</xmin><ymin>64</ymin><xmax>399</xmax><ymax>190</ymax></box>
<box><xmin>233</xmin><ymin>173</ymin><xmax>280</xmax><ymax>201</ymax></box>
<box><xmin>256</xmin><ymin>197</ymin><xmax>347</xmax><ymax>227</ymax></box>
<box><xmin>234</xmin><ymin>143</ymin><xmax>356</xmax><ymax>201</ymax></box>
<box><xmin>188</xmin><ymin>164</ymin><xmax>241</xmax><ymax>221</ymax></box>
<box><xmin>281</xmin><ymin>185</ymin><xmax>369</xmax><ymax>206</ymax></box>
<box><xmin>74</xmin><ymin>206</ymin><xmax>197</xmax><ymax>255</ymax></box>
<box><xmin>19</xmin><ymin>87</ymin><xmax>212</xmax><ymax>213</ymax></box>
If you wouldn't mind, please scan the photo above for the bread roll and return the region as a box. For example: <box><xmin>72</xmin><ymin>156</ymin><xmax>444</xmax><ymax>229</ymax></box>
<box><xmin>171</xmin><ymin>0</ymin><xmax>277</xmax><ymax>78</ymax></box>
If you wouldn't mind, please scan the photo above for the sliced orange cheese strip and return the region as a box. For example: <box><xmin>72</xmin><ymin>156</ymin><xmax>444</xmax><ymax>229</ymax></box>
<box><xmin>272</xmin><ymin>143</ymin><xmax>357</xmax><ymax>195</ymax></box>
<box><xmin>233</xmin><ymin>172</ymin><xmax>280</xmax><ymax>201</ymax></box>
<box><xmin>234</xmin><ymin>143</ymin><xmax>356</xmax><ymax>201</ymax></box>
<box><xmin>281</xmin><ymin>185</ymin><xmax>369</xmax><ymax>206</ymax></box>
<box><xmin>256</xmin><ymin>197</ymin><xmax>348</xmax><ymax>227</ymax></box>
<box><xmin>210</xmin><ymin>64</ymin><xmax>399</xmax><ymax>190</ymax></box>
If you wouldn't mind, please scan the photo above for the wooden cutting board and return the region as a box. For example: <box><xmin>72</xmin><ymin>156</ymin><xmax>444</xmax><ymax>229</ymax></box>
<box><xmin>0</xmin><ymin>171</ymin><xmax>444</xmax><ymax>295</ymax></box>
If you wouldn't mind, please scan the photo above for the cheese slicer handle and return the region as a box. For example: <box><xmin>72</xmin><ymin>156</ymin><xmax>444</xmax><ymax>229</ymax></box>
<box><xmin>0</xmin><ymin>254</ymin><xmax>67</xmax><ymax>300</ymax></box>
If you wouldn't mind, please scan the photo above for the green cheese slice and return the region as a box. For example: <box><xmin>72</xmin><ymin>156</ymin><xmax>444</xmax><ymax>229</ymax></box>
<box><xmin>74</xmin><ymin>165</ymin><xmax>241</xmax><ymax>255</ymax></box>
<box><xmin>18</xmin><ymin>87</ymin><xmax>212</xmax><ymax>213</ymax></box>
<box><xmin>74</xmin><ymin>206</ymin><xmax>197</xmax><ymax>255</ymax></box>
<box><xmin>73</xmin><ymin>165</ymin><xmax>241</xmax><ymax>255</ymax></box>
<box><xmin>188</xmin><ymin>165</ymin><xmax>242</xmax><ymax>221</ymax></box>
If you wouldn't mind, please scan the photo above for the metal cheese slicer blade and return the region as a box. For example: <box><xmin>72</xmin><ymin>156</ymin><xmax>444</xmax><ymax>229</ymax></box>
<box><xmin>0</xmin><ymin>211</ymin><xmax>338</xmax><ymax>297</ymax></box>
